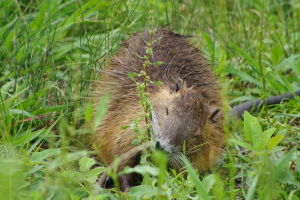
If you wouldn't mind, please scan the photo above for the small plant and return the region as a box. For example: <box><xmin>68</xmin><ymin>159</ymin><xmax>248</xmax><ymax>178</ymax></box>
<box><xmin>116</xmin><ymin>9</ymin><xmax>173</xmax><ymax>197</ymax></box>
<box><xmin>125</xmin><ymin>10</ymin><xmax>163</xmax><ymax>146</ymax></box>
<box><xmin>229</xmin><ymin>111</ymin><xmax>279</xmax><ymax>153</ymax></box>
<box><xmin>257</xmin><ymin>26</ymin><xmax>270</xmax><ymax>122</ymax></box>
<box><xmin>229</xmin><ymin>111</ymin><xmax>299</xmax><ymax>199</ymax></box>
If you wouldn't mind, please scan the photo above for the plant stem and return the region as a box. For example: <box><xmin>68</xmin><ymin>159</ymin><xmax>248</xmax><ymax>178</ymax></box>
<box><xmin>258</xmin><ymin>26</ymin><xmax>269</xmax><ymax>122</ymax></box>
<box><xmin>143</xmin><ymin>11</ymin><xmax>155</xmax><ymax>138</ymax></box>
<box><xmin>144</xmin><ymin>82</ymin><xmax>150</xmax><ymax>137</ymax></box>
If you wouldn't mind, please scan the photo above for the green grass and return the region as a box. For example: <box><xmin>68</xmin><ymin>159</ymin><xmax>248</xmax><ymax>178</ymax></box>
<box><xmin>1</xmin><ymin>0</ymin><xmax>300</xmax><ymax>199</ymax></box>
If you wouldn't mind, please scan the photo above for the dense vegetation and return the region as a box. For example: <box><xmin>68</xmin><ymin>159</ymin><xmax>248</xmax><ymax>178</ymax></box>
<box><xmin>1</xmin><ymin>0</ymin><xmax>300</xmax><ymax>199</ymax></box>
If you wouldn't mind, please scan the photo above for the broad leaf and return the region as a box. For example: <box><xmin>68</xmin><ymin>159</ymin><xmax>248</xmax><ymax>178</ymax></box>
<box><xmin>128</xmin><ymin>185</ymin><xmax>160</xmax><ymax>200</ymax></box>
<box><xmin>254</xmin><ymin>128</ymin><xmax>276</xmax><ymax>151</ymax></box>
<box><xmin>202</xmin><ymin>174</ymin><xmax>217</xmax><ymax>193</ymax></box>
<box><xmin>79</xmin><ymin>156</ymin><xmax>96</xmax><ymax>172</ymax></box>
<box><xmin>229</xmin><ymin>138</ymin><xmax>256</xmax><ymax>151</ymax></box>
<box><xmin>244</xmin><ymin>111</ymin><xmax>262</xmax><ymax>144</ymax></box>
<box><xmin>267</xmin><ymin>135</ymin><xmax>284</xmax><ymax>150</ymax></box>
<box><xmin>31</xmin><ymin>149</ymin><xmax>62</xmax><ymax>162</ymax></box>
<box><xmin>131</xmin><ymin>139</ymin><xmax>141</xmax><ymax>146</ymax></box>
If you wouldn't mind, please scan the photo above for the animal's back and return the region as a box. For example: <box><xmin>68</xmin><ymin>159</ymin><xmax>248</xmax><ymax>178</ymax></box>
<box><xmin>105</xmin><ymin>28</ymin><xmax>221</xmax><ymax>102</ymax></box>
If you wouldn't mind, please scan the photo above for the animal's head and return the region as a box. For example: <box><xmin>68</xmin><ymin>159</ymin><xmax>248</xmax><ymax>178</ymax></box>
<box><xmin>150</xmin><ymin>78</ymin><xmax>222</xmax><ymax>169</ymax></box>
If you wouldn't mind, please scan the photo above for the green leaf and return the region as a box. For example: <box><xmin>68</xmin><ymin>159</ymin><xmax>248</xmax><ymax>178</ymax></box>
<box><xmin>31</xmin><ymin>149</ymin><xmax>62</xmax><ymax>162</ymax></box>
<box><xmin>154</xmin><ymin>61</ymin><xmax>164</xmax><ymax>65</ymax></box>
<box><xmin>229</xmin><ymin>138</ymin><xmax>256</xmax><ymax>151</ymax></box>
<box><xmin>128</xmin><ymin>72</ymin><xmax>138</xmax><ymax>83</ymax></box>
<box><xmin>9</xmin><ymin>109</ymin><xmax>33</xmax><ymax>118</ymax></box>
<box><xmin>15</xmin><ymin>79</ymin><xmax>28</xmax><ymax>94</ymax></box>
<box><xmin>288</xmin><ymin>190</ymin><xmax>299</xmax><ymax>200</ymax></box>
<box><xmin>224</xmin><ymin>66</ymin><xmax>263</xmax><ymax>88</ymax></box>
<box><xmin>275</xmin><ymin>54</ymin><xmax>300</xmax><ymax>69</ymax></box>
<box><xmin>2</xmin><ymin>88</ymin><xmax>27</xmax><ymax>109</ymax></box>
<box><xmin>12</xmin><ymin>128</ymin><xmax>45</xmax><ymax>147</ymax></box>
<box><xmin>0</xmin><ymin>80</ymin><xmax>13</xmax><ymax>100</ymax></box>
<box><xmin>152</xmin><ymin>150</ymin><xmax>168</xmax><ymax>187</ymax></box>
<box><xmin>133</xmin><ymin>51</ymin><xmax>144</xmax><ymax>59</ymax></box>
<box><xmin>131</xmin><ymin>138</ymin><xmax>141</xmax><ymax>146</ymax></box>
<box><xmin>182</xmin><ymin>156</ymin><xmax>210</xmax><ymax>200</ymax></box>
<box><xmin>238</xmin><ymin>154</ymin><xmax>257</xmax><ymax>167</ymax></box>
<box><xmin>222</xmin><ymin>163</ymin><xmax>235</xmax><ymax>168</ymax></box>
<box><xmin>254</xmin><ymin>128</ymin><xmax>276</xmax><ymax>151</ymax></box>
<box><xmin>61</xmin><ymin>171</ymin><xmax>83</xmax><ymax>182</ymax></box>
<box><xmin>243</xmin><ymin>111</ymin><xmax>253</xmax><ymax>143</ymax></box>
<box><xmin>94</xmin><ymin>94</ymin><xmax>109</xmax><ymax>131</ymax></box>
<box><xmin>120</xmin><ymin>125</ymin><xmax>130</xmax><ymax>129</ymax></box>
<box><xmin>122</xmin><ymin>165</ymin><xmax>159</xmax><ymax>176</ymax></box>
<box><xmin>274</xmin><ymin>146</ymin><xmax>297</xmax><ymax>181</ymax></box>
<box><xmin>79</xmin><ymin>156</ymin><xmax>96</xmax><ymax>172</ymax></box>
<box><xmin>271</xmin><ymin>45</ymin><xmax>283</xmax><ymax>65</ymax></box>
<box><xmin>31</xmin><ymin>105</ymin><xmax>69</xmax><ymax>115</ymax></box>
<box><xmin>154</xmin><ymin>81</ymin><xmax>164</xmax><ymax>85</ymax></box>
<box><xmin>267</xmin><ymin>135</ymin><xmax>284</xmax><ymax>150</ymax></box>
<box><xmin>229</xmin><ymin>95</ymin><xmax>256</xmax><ymax>104</ymax></box>
<box><xmin>230</xmin><ymin>42</ymin><xmax>260</xmax><ymax>74</ymax></box>
<box><xmin>245</xmin><ymin>173</ymin><xmax>260</xmax><ymax>200</ymax></box>
<box><xmin>202</xmin><ymin>174</ymin><xmax>216</xmax><ymax>193</ymax></box>
<box><xmin>88</xmin><ymin>167</ymin><xmax>106</xmax><ymax>177</ymax></box>
<box><xmin>128</xmin><ymin>185</ymin><xmax>160</xmax><ymax>200</ymax></box>
<box><xmin>203</xmin><ymin>33</ymin><xmax>214</xmax><ymax>59</ymax></box>
<box><xmin>27</xmin><ymin>113</ymin><xmax>64</xmax><ymax>155</ymax></box>
<box><xmin>85</xmin><ymin>101</ymin><xmax>93</xmax><ymax>123</ymax></box>
<box><xmin>277</xmin><ymin>71</ymin><xmax>295</xmax><ymax>91</ymax></box>
<box><xmin>84</xmin><ymin>174</ymin><xmax>98</xmax><ymax>184</ymax></box>
<box><xmin>266</xmin><ymin>77</ymin><xmax>287</xmax><ymax>94</ymax></box>
<box><xmin>269</xmin><ymin>146</ymin><xmax>286</xmax><ymax>154</ymax></box>
<box><xmin>244</xmin><ymin>111</ymin><xmax>262</xmax><ymax>144</ymax></box>
<box><xmin>278</xmin><ymin>114</ymin><xmax>300</xmax><ymax>118</ymax></box>
<box><xmin>278</xmin><ymin>170</ymin><xmax>300</xmax><ymax>187</ymax></box>
<box><xmin>86</xmin><ymin>194</ymin><xmax>111</xmax><ymax>200</ymax></box>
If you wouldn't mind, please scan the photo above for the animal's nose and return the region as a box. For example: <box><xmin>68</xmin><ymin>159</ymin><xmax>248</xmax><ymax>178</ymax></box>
<box><xmin>155</xmin><ymin>141</ymin><xmax>164</xmax><ymax>151</ymax></box>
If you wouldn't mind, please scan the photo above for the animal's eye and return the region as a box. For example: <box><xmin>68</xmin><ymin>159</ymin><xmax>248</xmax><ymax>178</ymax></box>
<box><xmin>166</xmin><ymin>108</ymin><xmax>169</xmax><ymax>115</ymax></box>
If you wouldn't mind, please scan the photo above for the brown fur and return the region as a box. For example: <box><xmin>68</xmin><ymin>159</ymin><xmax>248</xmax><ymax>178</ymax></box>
<box><xmin>93</xmin><ymin>28</ymin><xmax>225</xmax><ymax>192</ymax></box>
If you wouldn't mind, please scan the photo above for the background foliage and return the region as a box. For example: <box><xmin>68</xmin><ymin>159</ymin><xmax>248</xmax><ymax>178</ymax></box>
<box><xmin>0</xmin><ymin>0</ymin><xmax>300</xmax><ymax>199</ymax></box>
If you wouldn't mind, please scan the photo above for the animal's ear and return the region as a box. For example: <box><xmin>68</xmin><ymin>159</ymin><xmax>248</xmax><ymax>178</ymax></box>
<box><xmin>209</xmin><ymin>108</ymin><xmax>220</xmax><ymax>122</ymax></box>
<box><xmin>170</xmin><ymin>77</ymin><xmax>183</xmax><ymax>92</ymax></box>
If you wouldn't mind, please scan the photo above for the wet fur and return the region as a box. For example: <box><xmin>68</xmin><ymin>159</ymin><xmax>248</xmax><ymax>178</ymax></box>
<box><xmin>93</xmin><ymin>28</ymin><xmax>225</xmax><ymax>192</ymax></box>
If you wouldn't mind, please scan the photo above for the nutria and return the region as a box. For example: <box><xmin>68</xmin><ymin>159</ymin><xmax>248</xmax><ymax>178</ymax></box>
<box><xmin>93</xmin><ymin>28</ymin><xmax>225</xmax><ymax>192</ymax></box>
